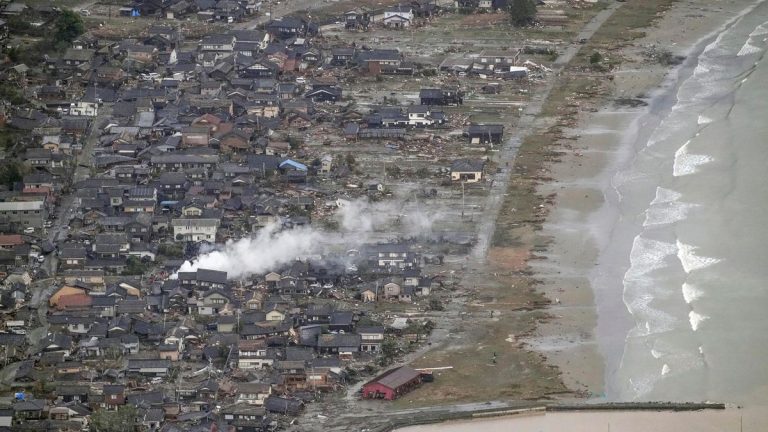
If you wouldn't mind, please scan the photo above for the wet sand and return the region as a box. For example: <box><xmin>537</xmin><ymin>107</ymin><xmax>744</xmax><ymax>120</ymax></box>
<box><xmin>524</xmin><ymin>0</ymin><xmax>764</xmax><ymax>400</ymax></box>
<box><xmin>398</xmin><ymin>407</ymin><xmax>768</xmax><ymax>432</ymax></box>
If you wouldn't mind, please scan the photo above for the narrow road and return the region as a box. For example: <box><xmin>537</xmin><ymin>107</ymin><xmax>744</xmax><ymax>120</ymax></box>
<box><xmin>470</xmin><ymin>2</ymin><xmax>624</xmax><ymax>262</ymax></box>
<box><xmin>44</xmin><ymin>104</ymin><xmax>112</xmax><ymax>274</ymax></box>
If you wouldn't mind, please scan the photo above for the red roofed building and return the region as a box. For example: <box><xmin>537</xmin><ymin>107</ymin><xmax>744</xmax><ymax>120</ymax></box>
<box><xmin>361</xmin><ymin>366</ymin><xmax>422</xmax><ymax>400</ymax></box>
<box><xmin>22</xmin><ymin>185</ymin><xmax>52</xmax><ymax>195</ymax></box>
<box><xmin>56</xmin><ymin>293</ymin><xmax>93</xmax><ymax>311</ymax></box>
<box><xmin>0</xmin><ymin>234</ymin><xmax>24</xmax><ymax>250</ymax></box>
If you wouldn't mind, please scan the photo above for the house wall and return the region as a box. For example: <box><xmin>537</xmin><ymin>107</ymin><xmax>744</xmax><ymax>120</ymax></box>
<box><xmin>159</xmin><ymin>351</ymin><xmax>179</xmax><ymax>361</ymax></box>
<box><xmin>238</xmin><ymin>358</ymin><xmax>273</xmax><ymax>369</ymax></box>
<box><xmin>451</xmin><ymin>171</ymin><xmax>482</xmax><ymax>183</ymax></box>
<box><xmin>361</xmin><ymin>382</ymin><xmax>395</xmax><ymax>400</ymax></box>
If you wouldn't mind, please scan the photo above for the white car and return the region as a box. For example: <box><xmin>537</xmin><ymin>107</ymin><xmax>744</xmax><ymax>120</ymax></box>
<box><xmin>23</xmin><ymin>227</ymin><xmax>35</xmax><ymax>234</ymax></box>
<box><xmin>79</xmin><ymin>9</ymin><xmax>90</xmax><ymax>15</ymax></box>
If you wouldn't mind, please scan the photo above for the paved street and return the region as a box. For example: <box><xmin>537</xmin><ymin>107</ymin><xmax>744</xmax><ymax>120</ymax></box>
<box><xmin>43</xmin><ymin>104</ymin><xmax>112</xmax><ymax>275</ymax></box>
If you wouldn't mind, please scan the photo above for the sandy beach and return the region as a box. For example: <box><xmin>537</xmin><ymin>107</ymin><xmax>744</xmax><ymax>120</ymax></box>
<box><xmin>398</xmin><ymin>407</ymin><xmax>768</xmax><ymax>432</ymax></box>
<box><xmin>525</xmin><ymin>0</ymin><xmax>766</xmax><ymax>401</ymax></box>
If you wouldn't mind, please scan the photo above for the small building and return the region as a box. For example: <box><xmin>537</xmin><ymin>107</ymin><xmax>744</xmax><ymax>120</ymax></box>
<box><xmin>343</xmin><ymin>8</ymin><xmax>370</xmax><ymax>30</ymax></box>
<box><xmin>450</xmin><ymin>159</ymin><xmax>485</xmax><ymax>183</ymax></box>
<box><xmin>331</xmin><ymin>48</ymin><xmax>356</xmax><ymax>66</ymax></box>
<box><xmin>127</xmin><ymin>359</ymin><xmax>171</xmax><ymax>376</ymax></box>
<box><xmin>172</xmin><ymin>218</ymin><xmax>219</xmax><ymax>242</ymax></box>
<box><xmin>305</xmin><ymin>86</ymin><xmax>342</xmax><ymax>103</ymax></box>
<box><xmin>383</xmin><ymin>5</ymin><xmax>414</xmax><ymax>28</ymax></box>
<box><xmin>419</xmin><ymin>87</ymin><xmax>463</xmax><ymax>106</ymax></box>
<box><xmin>466</xmin><ymin>123</ymin><xmax>504</xmax><ymax>145</ymax></box>
<box><xmin>361</xmin><ymin>366</ymin><xmax>423</xmax><ymax>400</ymax></box>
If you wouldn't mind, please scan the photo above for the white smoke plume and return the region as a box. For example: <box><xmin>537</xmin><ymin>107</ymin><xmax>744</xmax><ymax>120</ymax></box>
<box><xmin>175</xmin><ymin>197</ymin><xmax>438</xmax><ymax>280</ymax></box>
<box><xmin>176</xmin><ymin>223</ymin><xmax>326</xmax><ymax>279</ymax></box>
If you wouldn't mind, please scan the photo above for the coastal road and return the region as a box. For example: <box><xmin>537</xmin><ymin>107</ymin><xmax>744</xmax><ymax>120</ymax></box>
<box><xmin>470</xmin><ymin>2</ymin><xmax>624</xmax><ymax>262</ymax></box>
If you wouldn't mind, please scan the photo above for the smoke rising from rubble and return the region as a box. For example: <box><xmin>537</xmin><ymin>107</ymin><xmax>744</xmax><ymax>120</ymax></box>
<box><xmin>176</xmin><ymin>223</ymin><xmax>325</xmax><ymax>279</ymax></box>
<box><xmin>176</xmin><ymin>198</ymin><xmax>438</xmax><ymax>280</ymax></box>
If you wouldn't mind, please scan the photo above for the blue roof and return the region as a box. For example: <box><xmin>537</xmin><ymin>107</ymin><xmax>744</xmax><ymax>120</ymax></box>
<box><xmin>280</xmin><ymin>159</ymin><xmax>307</xmax><ymax>171</ymax></box>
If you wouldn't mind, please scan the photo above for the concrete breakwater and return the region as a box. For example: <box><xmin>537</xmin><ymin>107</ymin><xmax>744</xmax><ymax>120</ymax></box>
<box><xmin>371</xmin><ymin>402</ymin><xmax>727</xmax><ymax>432</ymax></box>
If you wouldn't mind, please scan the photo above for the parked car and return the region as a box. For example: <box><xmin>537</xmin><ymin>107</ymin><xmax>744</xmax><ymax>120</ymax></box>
<box><xmin>23</xmin><ymin>227</ymin><xmax>35</xmax><ymax>234</ymax></box>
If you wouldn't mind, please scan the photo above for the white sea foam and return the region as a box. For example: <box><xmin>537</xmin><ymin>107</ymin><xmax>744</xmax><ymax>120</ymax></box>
<box><xmin>676</xmin><ymin>240</ymin><xmax>722</xmax><ymax>273</ymax></box>
<box><xmin>673</xmin><ymin>140</ymin><xmax>714</xmax><ymax>176</ymax></box>
<box><xmin>737</xmin><ymin>41</ymin><xmax>762</xmax><ymax>56</ymax></box>
<box><xmin>662</xmin><ymin>364</ymin><xmax>671</xmax><ymax>376</ymax></box>
<box><xmin>693</xmin><ymin>63</ymin><xmax>711</xmax><ymax>77</ymax></box>
<box><xmin>624</xmin><ymin>288</ymin><xmax>678</xmax><ymax>335</ymax></box>
<box><xmin>697</xmin><ymin>115</ymin><xmax>713</xmax><ymax>125</ymax></box>
<box><xmin>689</xmin><ymin>311</ymin><xmax>709</xmax><ymax>331</ymax></box>
<box><xmin>643</xmin><ymin>201</ymin><xmax>698</xmax><ymax>226</ymax></box>
<box><xmin>628</xmin><ymin>375</ymin><xmax>658</xmax><ymax>398</ymax></box>
<box><xmin>624</xmin><ymin>237</ymin><xmax>678</xmax><ymax>280</ymax></box>
<box><xmin>682</xmin><ymin>282</ymin><xmax>703</xmax><ymax>304</ymax></box>
<box><xmin>650</xmin><ymin>187</ymin><xmax>682</xmax><ymax>205</ymax></box>
<box><xmin>750</xmin><ymin>22</ymin><xmax>768</xmax><ymax>37</ymax></box>
<box><xmin>651</xmin><ymin>349</ymin><xmax>664</xmax><ymax>359</ymax></box>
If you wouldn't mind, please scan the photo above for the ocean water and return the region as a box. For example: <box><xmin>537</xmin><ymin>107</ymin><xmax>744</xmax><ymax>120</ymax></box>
<box><xmin>595</xmin><ymin>1</ymin><xmax>768</xmax><ymax>404</ymax></box>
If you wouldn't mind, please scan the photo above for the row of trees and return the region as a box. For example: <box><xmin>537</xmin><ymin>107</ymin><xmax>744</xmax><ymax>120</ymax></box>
<box><xmin>509</xmin><ymin>0</ymin><xmax>537</xmax><ymax>27</ymax></box>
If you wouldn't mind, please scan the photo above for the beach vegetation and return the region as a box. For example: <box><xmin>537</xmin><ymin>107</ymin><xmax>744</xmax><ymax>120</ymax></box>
<box><xmin>509</xmin><ymin>0</ymin><xmax>537</xmax><ymax>27</ymax></box>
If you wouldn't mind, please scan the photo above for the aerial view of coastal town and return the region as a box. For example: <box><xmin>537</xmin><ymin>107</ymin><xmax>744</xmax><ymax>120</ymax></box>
<box><xmin>0</xmin><ymin>0</ymin><xmax>766</xmax><ymax>430</ymax></box>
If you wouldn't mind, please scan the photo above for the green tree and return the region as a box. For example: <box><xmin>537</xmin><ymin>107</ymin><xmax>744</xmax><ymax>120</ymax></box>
<box><xmin>0</xmin><ymin>161</ymin><xmax>24</xmax><ymax>188</ymax></box>
<box><xmin>90</xmin><ymin>405</ymin><xmax>137</xmax><ymax>432</ymax></box>
<box><xmin>589</xmin><ymin>51</ymin><xmax>603</xmax><ymax>64</ymax></box>
<box><xmin>54</xmin><ymin>9</ymin><xmax>85</xmax><ymax>46</ymax></box>
<box><xmin>380</xmin><ymin>337</ymin><xmax>398</xmax><ymax>365</ymax></box>
<box><xmin>122</xmin><ymin>256</ymin><xmax>149</xmax><ymax>276</ymax></box>
<box><xmin>158</xmin><ymin>243</ymin><xmax>184</xmax><ymax>258</ymax></box>
<box><xmin>509</xmin><ymin>0</ymin><xmax>537</xmax><ymax>27</ymax></box>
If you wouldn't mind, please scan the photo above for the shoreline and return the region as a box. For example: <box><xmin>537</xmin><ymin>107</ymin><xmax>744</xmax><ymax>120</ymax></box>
<box><xmin>526</xmin><ymin>0</ymin><xmax>765</xmax><ymax>401</ymax></box>
<box><xmin>395</xmin><ymin>406</ymin><xmax>761</xmax><ymax>432</ymax></box>
<box><xmin>595</xmin><ymin>0</ymin><xmax>766</xmax><ymax>400</ymax></box>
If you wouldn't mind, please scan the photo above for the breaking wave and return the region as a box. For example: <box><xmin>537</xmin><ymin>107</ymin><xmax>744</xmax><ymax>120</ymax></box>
<box><xmin>689</xmin><ymin>311</ymin><xmax>709</xmax><ymax>331</ymax></box>
<box><xmin>624</xmin><ymin>236</ymin><xmax>678</xmax><ymax>280</ymax></box>
<box><xmin>676</xmin><ymin>240</ymin><xmax>722</xmax><ymax>273</ymax></box>
<box><xmin>673</xmin><ymin>140</ymin><xmax>714</xmax><ymax>176</ymax></box>
<box><xmin>650</xmin><ymin>187</ymin><xmax>682</xmax><ymax>205</ymax></box>
<box><xmin>737</xmin><ymin>41</ymin><xmax>762</xmax><ymax>56</ymax></box>
<box><xmin>682</xmin><ymin>282</ymin><xmax>704</xmax><ymax>304</ymax></box>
